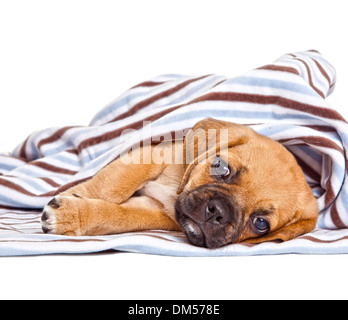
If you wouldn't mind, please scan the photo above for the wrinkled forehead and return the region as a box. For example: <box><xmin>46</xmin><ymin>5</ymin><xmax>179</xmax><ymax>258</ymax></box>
<box><xmin>228</xmin><ymin>134</ymin><xmax>296</xmax><ymax>167</ymax></box>
<box><xmin>231</xmin><ymin>143</ymin><xmax>305</xmax><ymax>203</ymax></box>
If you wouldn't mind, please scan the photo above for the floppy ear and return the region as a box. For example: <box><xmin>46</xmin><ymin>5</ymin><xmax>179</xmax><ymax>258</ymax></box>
<box><xmin>183</xmin><ymin>118</ymin><xmax>250</xmax><ymax>163</ymax></box>
<box><xmin>177</xmin><ymin>118</ymin><xmax>251</xmax><ymax>194</ymax></box>
<box><xmin>244</xmin><ymin>211</ymin><xmax>318</xmax><ymax>244</ymax></box>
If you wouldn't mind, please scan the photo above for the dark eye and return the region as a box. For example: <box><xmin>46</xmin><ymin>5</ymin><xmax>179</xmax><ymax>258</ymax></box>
<box><xmin>211</xmin><ymin>157</ymin><xmax>231</xmax><ymax>180</ymax></box>
<box><xmin>252</xmin><ymin>217</ymin><xmax>270</xmax><ymax>234</ymax></box>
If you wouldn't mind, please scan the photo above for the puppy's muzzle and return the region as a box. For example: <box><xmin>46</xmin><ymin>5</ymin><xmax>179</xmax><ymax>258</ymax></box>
<box><xmin>175</xmin><ymin>185</ymin><xmax>241</xmax><ymax>248</ymax></box>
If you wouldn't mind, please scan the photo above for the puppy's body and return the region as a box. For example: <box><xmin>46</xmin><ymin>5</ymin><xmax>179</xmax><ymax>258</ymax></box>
<box><xmin>42</xmin><ymin>119</ymin><xmax>319</xmax><ymax>248</ymax></box>
<box><xmin>42</xmin><ymin>142</ymin><xmax>184</xmax><ymax>236</ymax></box>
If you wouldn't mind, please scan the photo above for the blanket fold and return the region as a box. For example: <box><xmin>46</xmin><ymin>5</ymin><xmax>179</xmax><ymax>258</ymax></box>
<box><xmin>1</xmin><ymin>50</ymin><xmax>348</xmax><ymax>256</ymax></box>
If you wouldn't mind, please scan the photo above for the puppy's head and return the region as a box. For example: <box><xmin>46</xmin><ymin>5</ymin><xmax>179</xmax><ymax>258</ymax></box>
<box><xmin>175</xmin><ymin>118</ymin><xmax>319</xmax><ymax>248</ymax></box>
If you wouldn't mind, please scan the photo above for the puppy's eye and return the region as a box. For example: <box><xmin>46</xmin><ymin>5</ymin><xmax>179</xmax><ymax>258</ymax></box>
<box><xmin>211</xmin><ymin>158</ymin><xmax>231</xmax><ymax>180</ymax></box>
<box><xmin>252</xmin><ymin>217</ymin><xmax>270</xmax><ymax>234</ymax></box>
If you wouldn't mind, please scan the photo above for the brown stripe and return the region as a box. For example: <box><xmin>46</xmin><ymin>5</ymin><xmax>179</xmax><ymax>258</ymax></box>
<box><xmin>109</xmin><ymin>75</ymin><xmax>211</xmax><ymax>123</ymax></box>
<box><xmin>54</xmin><ymin>177</ymin><xmax>91</xmax><ymax>195</ymax></box>
<box><xmin>279</xmin><ymin>136</ymin><xmax>343</xmax><ymax>154</ymax></box>
<box><xmin>330</xmin><ymin>202</ymin><xmax>346</xmax><ymax>228</ymax></box>
<box><xmin>0</xmin><ymin>226</ymin><xmax>20</xmax><ymax>232</ymax></box>
<box><xmin>30</xmin><ymin>161</ymin><xmax>77</xmax><ymax>175</ymax></box>
<box><xmin>296</xmin><ymin>136</ymin><xmax>343</xmax><ymax>153</ymax></box>
<box><xmin>300</xmin><ymin>234</ymin><xmax>348</xmax><ymax>243</ymax></box>
<box><xmin>303</xmin><ymin>125</ymin><xmax>337</xmax><ymax>133</ymax></box>
<box><xmin>132</xmin><ymin>81</ymin><xmax>165</xmax><ymax>89</ymax></box>
<box><xmin>212</xmin><ymin>79</ymin><xmax>227</xmax><ymax>88</ymax></box>
<box><xmin>0</xmin><ymin>177</ymin><xmax>36</xmax><ymax>197</ymax></box>
<box><xmin>293</xmin><ymin>57</ymin><xmax>325</xmax><ymax>98</ymax></box>
<box><xmin>258</xmin><ymin>64</ymin><xmax>300</xmax><ymax>76</ymax></box>
<box><xmin>66</xmin><ymin>148</ymin><xmax>79</xmax><ymax>155</ymax></box>
<box><xmin>311</xmin><ymin>58</ymin><xmax>332</xmax><ymax>86</ymax></box>
<box><xmin>39</xmin><ymin>190</ymin><xmax>57</xmax><ymax>197</ymax></box>
<box><xmin>39</xmin><ymin>177</ymin><xmax>61</xmax><ymax>188</ymax></box>
<box><xmin>192</xmin><ymin>92</ymin><xmax>346</xmax><ymax>122</ymax></box>
<box><xmin>37</xmin><ymin>126</ymin><xmax>78</xmax><ymax>150</ymax></box>
<box><xmin>19</xmin><ymin>136</ymin><xmax>30</xmax><ymax>159</ymax></box>
<box><xmin>324</xmin><ymin>179</ymin><xmax>337</xmax><ymax>209</ymax></box>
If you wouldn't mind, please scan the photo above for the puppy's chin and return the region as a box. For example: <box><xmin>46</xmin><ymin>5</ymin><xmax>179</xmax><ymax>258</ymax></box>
<box><xmin>177</xmin><ymin>215</ymin><xmax>206</xmax><ymax>247</ymax></box>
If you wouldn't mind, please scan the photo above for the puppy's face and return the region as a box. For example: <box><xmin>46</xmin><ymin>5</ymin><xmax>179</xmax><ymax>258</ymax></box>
<box><xmin>175</xmin><ymin>118</ymin><xmax>319</xmax><ymax>248</ymax></box>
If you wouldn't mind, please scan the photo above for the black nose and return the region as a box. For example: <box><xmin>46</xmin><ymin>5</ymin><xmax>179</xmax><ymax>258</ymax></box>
<box><xmin>205</xmin><ymin>199</ymin><xmax>232</xmax><ymax>225</ymax></box>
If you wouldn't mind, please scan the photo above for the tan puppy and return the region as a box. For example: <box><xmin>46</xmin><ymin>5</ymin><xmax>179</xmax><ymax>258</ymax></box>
<box><xmin>41</xmin><ymin>118</ymin><xmax>319</xmax><ymax>248</ymax></box>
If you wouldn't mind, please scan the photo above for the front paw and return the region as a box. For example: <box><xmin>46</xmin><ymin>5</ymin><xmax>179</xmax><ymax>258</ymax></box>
<box><xmin>41</xmin><ymin>194</ymin><xmax>84</xmax><ymax>236</ymax></box>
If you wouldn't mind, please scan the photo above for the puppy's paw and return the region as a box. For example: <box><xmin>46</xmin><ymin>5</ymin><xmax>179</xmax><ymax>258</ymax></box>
<box><xmin>41</xmin><ymin>194</ymin><xmax>85</xmax><ymax>236</ymax></box>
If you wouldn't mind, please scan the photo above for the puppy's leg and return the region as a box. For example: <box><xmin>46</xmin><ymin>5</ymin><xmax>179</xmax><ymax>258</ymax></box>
<box><xmin>42</xmin><ymin>195</ymin><xmax>180</xmax><ymax>236</ymax></box>
<box><xmin>60</xmin><ymin>149</ymin><xmax>165</xmax><ymax>204</ymax></box>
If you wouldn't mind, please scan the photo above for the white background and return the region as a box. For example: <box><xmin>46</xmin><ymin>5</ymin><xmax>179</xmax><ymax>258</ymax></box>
<box><xmin>1</xmin><ymin>0</ymin><xmax>348</xmax><ymax>300</ymax></box>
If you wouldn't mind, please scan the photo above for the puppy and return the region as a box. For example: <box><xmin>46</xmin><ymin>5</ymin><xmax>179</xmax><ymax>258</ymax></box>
<box><xmin>41</xmin><ymin>118</ymin><xmax>319</xmax><ymax>248</ymax></box>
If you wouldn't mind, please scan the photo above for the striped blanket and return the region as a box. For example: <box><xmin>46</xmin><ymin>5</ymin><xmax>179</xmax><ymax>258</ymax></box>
<box><xmin>1</xmin><ymin>50</ymin><xmax>348</xmax><ymax>256</ymax></box>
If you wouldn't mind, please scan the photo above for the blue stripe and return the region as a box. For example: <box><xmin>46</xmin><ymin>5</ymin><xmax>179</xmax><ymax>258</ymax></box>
<box><xmin>0</xmin><ymin>163</ymin><xmax>19</xmax><ymax>172</ymax></box>
<box><xmin>156</xmin><ymin>107</ymin><xmax>328</xmax><ymax>126</ymax></box>
<box><xmin>40</xmin><ymin>152</ymin><xmax>81</xmax><ymax>167</ymax></box>
<box><xmin>12</xmin><ymin>177</ymin><xmax>53</xmax><ymax>194</ymax></box>
<box><xmin>90</xmin><ymin>75</ymin><xmax>189</xmax><ymax>125</ymax></box>
<box><xmin>9</xmin><ymin>166</ymin><xmax>70</xmax><ymax>179</ymax></box>
<box><xmin>90</xmin><ymin>91</ymin><xmax>150</xmax><ymax>125</ymax></box>
<box><xmin>0</xmin><ymin>191</ymin><xmax>39</xmax><ymax>208</ymax></box>
<box><xmin>225</xmin><ymin>76</ymin><xmax>317</xmax><ymax>96</ymax></box>
<box><xmin>167</xmin><ymin>76</ymin><xmax>225</xmax><ymax>106</ymax></box>
<box><xmin>255</xmin><ymin>124</ymin><xmax>303</xmax><ymax>137</ymax></box>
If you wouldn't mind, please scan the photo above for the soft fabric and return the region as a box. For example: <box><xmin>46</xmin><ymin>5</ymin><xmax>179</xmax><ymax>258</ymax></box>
<box><xmin>1</xmin><ymin>50</ymin><xmax>348</xmax><ymax>256</ymax></box>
